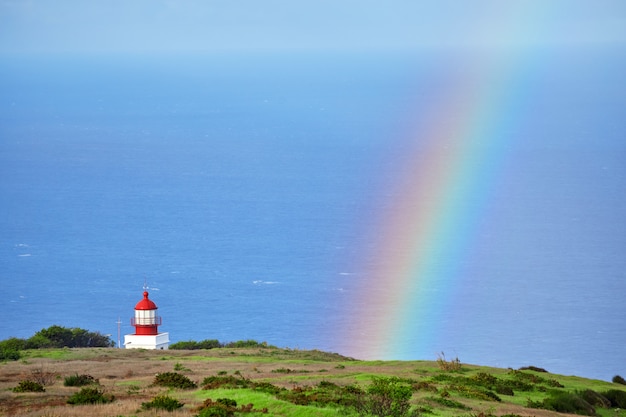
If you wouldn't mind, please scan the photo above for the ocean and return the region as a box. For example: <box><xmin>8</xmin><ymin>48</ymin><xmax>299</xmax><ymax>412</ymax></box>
<box><xmin>1</xmin><ymin>48</ymin><xmax>625</xmax><ymax>381</ymax></box>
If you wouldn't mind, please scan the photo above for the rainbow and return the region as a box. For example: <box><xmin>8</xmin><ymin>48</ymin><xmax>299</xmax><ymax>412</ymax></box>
<box><xmin>336</xmin><ymin>47</ymin><xmax>539</xmax><ymax>360</ymax></box>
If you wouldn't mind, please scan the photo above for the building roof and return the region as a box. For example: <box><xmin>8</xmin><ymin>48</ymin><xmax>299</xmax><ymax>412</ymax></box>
<box><xmin>135</xmin><ymin>291</ymin><xmax>158</xmax><ymax>310</ymax></box>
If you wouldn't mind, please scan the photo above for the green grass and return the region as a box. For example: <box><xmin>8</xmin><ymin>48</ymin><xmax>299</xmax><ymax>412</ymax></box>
<box><xmin>193</xmin><ymin>388</ymin><xmax>359</xmax><ymax>417</ymax></box>
<box><xmin>22</xmin><ymin>348</ymin><xmax>74</xmax><ymax>360</ymax></box>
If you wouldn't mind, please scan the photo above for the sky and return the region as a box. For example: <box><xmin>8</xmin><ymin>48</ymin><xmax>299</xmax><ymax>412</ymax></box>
<box><xmin>1</xmin><ymin>0</ymin><xmax>625</xmax><ymax>55</ymax></box>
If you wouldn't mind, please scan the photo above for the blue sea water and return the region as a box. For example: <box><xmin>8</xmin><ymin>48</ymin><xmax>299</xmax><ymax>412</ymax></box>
<box><xmin>1</xmin><ymin>49</ymin><xmax>625</xmax><ymax>381</ymax></box>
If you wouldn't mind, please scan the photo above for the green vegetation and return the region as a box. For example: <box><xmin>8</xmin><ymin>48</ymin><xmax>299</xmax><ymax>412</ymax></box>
<box><xmin>13</xmin><ymin>380</ymin><xmax>45</xmax><ymax>392</ymax></box>
<box><xmin>64</xmin><ymin>373</ymin><xmax>98</xmax><ymax>386</ymax></box>
<box><xmin>199</xmin><ymin>372</ymin><xmax>423</xmax><ymax>416</ymax></box>
<box><xmin>153</xmin><ymin>371</ymin><xmax>198</xmax><ymax>389</ymax></box>
<box><xmin>436</xmin><ymin>352</ymin><xmax>462</xmax><ymax>372</ymax></box>
<box><xmin>67</xmin><ymin>387</ymin><xmax>115</xmax><ymax>404</ymax></box>
<box><xmin>614</xmin><ymin>375</ymin><xmax>626</xmax><ymax>385</ymax></box>
<box><xmin>356</xmin><ymin>377</ymin><xmax>418</xmax><ymax>417</ymax></box>
<box><xmin>171</xmin><ymin>339</ymin><xmax>223</xmax><ymax>350</ymax></box>
<box><xmin>195</xmin><ymin>397</ymin><xmax>266</xmax><ymax>416</ymax></box>
<box><xmin>174</xmin><ymin>361</ymin><xmax>192</xmax><ymax>372</ymax></box>
<box><xmin>170</xmin><ymin>338</ymin><xmax>275</xmax><ymax>350</ymax></box>
<box><xmin>0</xmin><ymin>338</ymin><xmax>22</xmax><ymax>361</ymax></box>
<box><xmin>0</xmin><ymin>325</ymin><xmax>114</xmax><ymax>357</ymax></box>
<box><xmin>141</xmin><ymin>394</ymin><xmax>185</xmax><ymax>411</ymax></box>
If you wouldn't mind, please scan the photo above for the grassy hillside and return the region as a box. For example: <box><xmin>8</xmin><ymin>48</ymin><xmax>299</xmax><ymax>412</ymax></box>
<box><xmin>1</xmin><ymin>347</ymin><xmax>624</xmax><ymax>417</ymax></box>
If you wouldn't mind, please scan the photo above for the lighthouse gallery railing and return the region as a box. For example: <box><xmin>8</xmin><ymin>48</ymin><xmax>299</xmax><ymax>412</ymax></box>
<box><xmin>131</xmin><ymin>316</ymin><xmax>162</xmax><ymax>326</ymax></box>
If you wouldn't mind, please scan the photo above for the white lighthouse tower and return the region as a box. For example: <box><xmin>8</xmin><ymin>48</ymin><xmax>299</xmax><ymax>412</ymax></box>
<box><xmin>124</xmin><ymin>290</ymin><xmax>170</xmax><ymax>350</ymax></box>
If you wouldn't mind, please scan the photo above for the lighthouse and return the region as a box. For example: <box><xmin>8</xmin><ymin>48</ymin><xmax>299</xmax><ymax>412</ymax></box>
<box><xmin>123</xmin><ymin>290</ymin><xmax>170</xmax><ymax>350</ymax></box>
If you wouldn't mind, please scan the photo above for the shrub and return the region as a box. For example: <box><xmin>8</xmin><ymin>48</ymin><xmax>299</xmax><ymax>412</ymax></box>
<box><xmin>427</xmin><ymin>396</ymin><xmax>470</xmax><ymax>410</ymax></box>
<box><xmin>13</xmin><ymin>380</ymin><xmax>45</xmax><ymax>392</ymax></box>
<box><xmin>202</xmin><ymin>374</ymin><xmax>251</xmax><ymax>390</ymax></box>
<box><xmin>0</xmin><ymin>338</ymin><xmax>24</xmax><ymax>361</ymax></box>
<box><xmin>142</xmin><ymin>394</ymin><xmax>184</xmax><ymax>411</ymax></box>
<box><xmin>414</xmin><ymin>381</ymin><xmax>438</xmax><ymax>392</ymax></box>
<box><xmin>223</xmin><ymin>339</ymin><xmax>270</xmax><ymax>348</ymax></box>
<box><xmin>527</xmin><ymin>391</ymin><xmax>595</xmax><ymax>416</ymax></box>
<box><xmin>578</xmin><ymin>389</ymin><xmax>611</xmax><ymax>408</ymax></box>
<box><xmin>26</xmin><ymin>325</ymin><xmax>114</xmax><ymax>348</ymax></box>
<box><xmin>30</xmin><ymin>364</ymin><xmax>56</xmax><ymax>386</ymax></box>
<box><xmin>495</xmin><ymin>385</ymin><xmax>514</xmax><ymax>396</ymax></box>
<box><xmin>153</xmin><ymin>372</ymin><xmax>197</xmax><ymax>389</ymax></box>
<box><xmin>174</xmin><ymin>362</ymin><xmax>191</xmax><ymax>372</ymax></box>
<box><xmin>271</xmin><ymin>367</ymin><xmax>294</xmax><ymax>373</ymax></box>
<box><xmin>276</xmin><ymin>382</ymin><xmax>360</xmax><ymax>408</ymax></box>
<box><xmin>472</xmin><ymin>372</ymin><xmax>498</xmax><ymax>385</ymax></box>
<box><xmin>67</xmin><ymin>387</ymin><xmax>114</xmax><ymax>405</ymax></box>
<box><xmin>601</xmin><ymin>389</ymin><xmax>626</xmax><ymax>408</ymax></box>
<box><xmin>0</xmin><ymin>337</ymin><xmax>26</xmax><ymax>351</ymax></box>
<box><xmin>64</xmin><ymin>373</ymin><xmax>97</xmax><ymax>387</ymax></box>
<box><xmin>253</xmin><ymin>381</ymin><xmax>284</xmax><ymax>395</ymax></box>
<box><xmin>508</xmin><ymin>369</ymin><xmax>542</xmax><ymax>383</ymax></box>
<box><xmin>519</xmin><ymin>366</ymin><xmax>548</xmax><ymax>373</ymax></box>
<box><xmin>498</xmin><ymin>377</ymin><xmax>534</xmax><ymax>392</ymax></box>
<box><xmin>354</xmin><ymin>377</ymin><xmax>417</xmax><ymax>417</ymax></box>
<box><xmin>613</xmin><ymin>375</ymin><xmax>626</xmax><ymax>385</ymax></box>
<box><xmin>547</xmin><ymin>378</ymin><xmax>564</xmax><ymax>388</ymax></box>
<box><xmin>196</xmin><ymin>397</ymin><xmax>265</xmax><ymax>416</ymax></box>
<box><xmin>170</xmin><ymin>339</ymin><xmax>222</xmax><ymax>350</ymax></box>
<box><xmin>197</xmin><ymin>405</ymin><xmax>233</xmax><ymax>417</ymax></box>
<box><xmin>436</xmin><ymin>352</ymin><xmax>462</xmax><ymax>371</ymax></box>
<box><xmin>0</xmin><ymin>348</ymin><xmax>21</xmax><ymax>361</ymax></box>
<box><xmin>216</xmin><ymin>398</ymin><xmax>237</xmax><ymax>408</ymax></box>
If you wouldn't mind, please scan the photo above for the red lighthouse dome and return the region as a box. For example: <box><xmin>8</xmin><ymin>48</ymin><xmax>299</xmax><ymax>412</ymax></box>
<box><xmin>130</xmin><ymin>291</ymin><xmax>162</xmax><ymax>335</ymax></box>
<box><xmin>135</xmin><ymin>291</ymin><xmax>158</xmax><ymax>310</ymax></box>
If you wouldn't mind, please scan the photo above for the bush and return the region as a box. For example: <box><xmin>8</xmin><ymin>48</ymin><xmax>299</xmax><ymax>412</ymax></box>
<box><xmin>0</xmin><ymin>337</ymin><xmax>26</xmax><ymax>361</ymax></box>
<box><xmin>354</xmin><ymin>377</ymin><xmax>417</xmax><ymax>417</ymax></box>
<box><xmin>547</xmin><ymin>378</ymin><xmax>564</xmax><ymax>388</ymax></box>
<box><xmin>519</xmin><ymin>366</ymin><xmax>548</xmax><ymax>373</ymax></box>
<box><xmin>495</xmin><ymin>385</ymin><xmax>515</xmax><ymax>396</ymax></box>
<box><xmin>216</xmin><ymin>398</ymin><xmax>237</xmax><ymax>408</ymax></box>
<box><xmin>64</xmin><ymin>373</ymin><xmax>97</xmax><ymax>387</ymax></box>
<box><xmin>275</xmin><ymin>381</ymin><xmax>361</xmax><ymax>408</ymax></box>
<box><xmin>24</xmin><ymin>334</ymin><xmax>54</xmax><ymax>349</ymax></box>
<box><xmin>153</xmin><ymin>372</ymin><xmax>197</xmax><ymax>389</ymax></box>
<box><xmin>223</xmin><ymin>339</ymin><xmax>269</xmax><ymax>348</ymax></box>
<box><xmin>427</xmin><ymin>396</ymin><xmax>470</xmax><ymax>410</ymax></box>
<box><xmin>24</xmin><ymin>325</ymin><xmax>114</xmax><ymax>348</ymax></box>
<box><xmin>170</xmin><ymin>339</ymin><xmax>223</xmax><ymax>350</ymax></box>
<box><xmin>527</xmin><ymin>391</ymin><xmax>595</xmax><ymax>416</ymax></box>
<box><xmin>202</xmin><ymin>374</ymin><xmax>251</xmax><ymax>390</ymax></box>
<box><xmin>613</xmin><ymin>375</ymin><xmax>626</xmax><ymax>385</ymax></box>
<box><xmin>508</xmin><ymin>369</ymin><xmax>546</xmax><ymax>384</ymax></box>
<box><xmin>0</xmin><ymin>348</ymin><xmax>21</xmax><ymax>361</ymax></box>
<box><xmin>197</xmin><ymin>405</ymin><xmax>233</xmax><ymax>417</ymax></box>
<box><xmin>13</xmin><ymin>380</ymin><xmax>45</xmax><ymax>392</ymax></box>
<box><xmin>472</xmin><ymin>372</ymin><xmax>498</xmax><ymax>385</ymax></box>
<box><xmin>436</xmin><ymin>352</ymin><xmax>462</xmax><ymax>371</ymax></box>
<box><xmin>196</xmin><ymin>398</ymin><xmax>237</xmax><ymax>417</ymax></box>
<box><xmin>141</xmin><ymin>394</ymin><xmax>184</xmax><ymax>411</ymax></box>
<box><xmin>602</xmin><ymin>389</ymin><xmax>626</xmax><ymax>408</ymax></box>
<box><xmin>67</xmin><ymin>387</ymin><xmax>114</xmax><ymax>405</ymax></box>
<box><xmin>30</xmin><ymin>364</ymin><xmax>56</xmax><ymax>386</ymax></box>
<box><xmin>499</xmin><ymin>377</ymin><xmax>534</xmax><ymax>392</ymax></box>
<box><xmin>174</xmin><ymin>362</ymin><xmax>191</xmax><ymax>372</ymax></box>
<box><xmin>578</xmin><ymin>389</ymin><xmax>611</xmax><ymax>408</ymax></box>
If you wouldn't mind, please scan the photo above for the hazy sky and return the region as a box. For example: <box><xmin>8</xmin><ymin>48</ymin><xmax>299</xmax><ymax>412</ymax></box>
<box><xmin>1</xmin><ymin>0</ymin><xmax>625</xmax><ymax>54</ymax></box>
